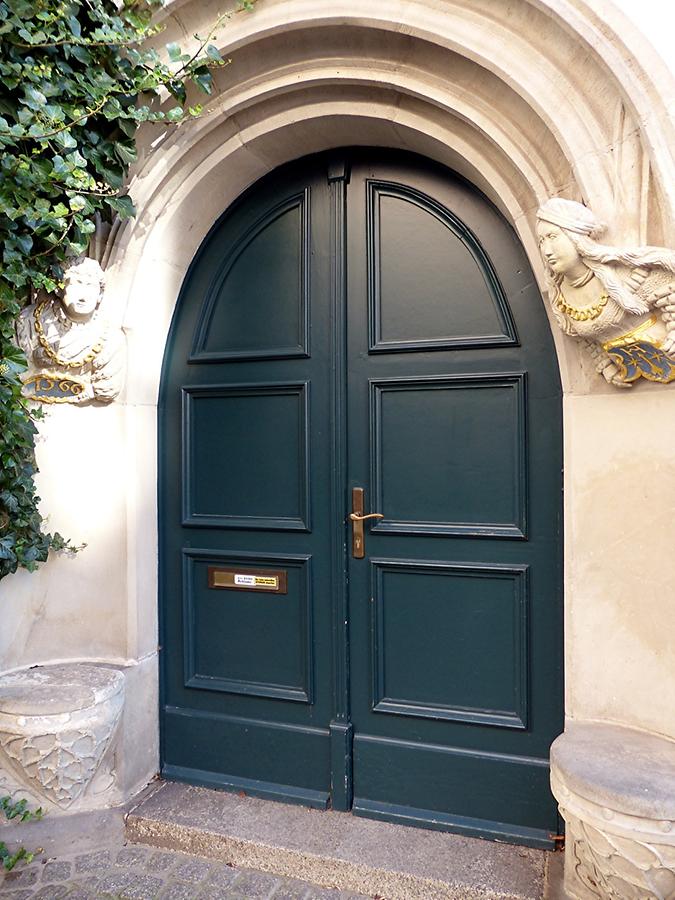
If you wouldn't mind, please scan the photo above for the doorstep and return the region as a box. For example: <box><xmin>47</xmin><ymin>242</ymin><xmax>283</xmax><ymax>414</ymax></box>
<box><xmin>125</xmin><ymin>781</ymin><xmax>565</xmax><ymax>900</ymax></box>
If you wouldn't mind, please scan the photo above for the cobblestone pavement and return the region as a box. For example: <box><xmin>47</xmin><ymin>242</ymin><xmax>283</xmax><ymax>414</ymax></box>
<box><xmin>0</xmin><ymin>844</ymin><xmax>371</xmax><ymax>900</ymax></box>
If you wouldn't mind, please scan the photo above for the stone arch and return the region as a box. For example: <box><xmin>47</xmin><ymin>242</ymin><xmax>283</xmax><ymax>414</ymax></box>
<box><xmin>105</xmin><ymin>0</ymin><xmax>675</xmax><ymax>772</ymax></box>
<box><xmin>108</xmin><ymin>0</ymin><xmax>675</xmax><ymax>404</ymax></box>
<box><xmin>5</xmin><ymin>2</ymin><xmax>675</xmax><ymax>817</ymax></box>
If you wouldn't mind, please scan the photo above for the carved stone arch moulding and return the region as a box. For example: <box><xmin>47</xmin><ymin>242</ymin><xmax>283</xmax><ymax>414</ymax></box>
<box><xmin>102</xmin><ymin>0</ymin><xmax>675</xmax><ymax>399</ymax></box>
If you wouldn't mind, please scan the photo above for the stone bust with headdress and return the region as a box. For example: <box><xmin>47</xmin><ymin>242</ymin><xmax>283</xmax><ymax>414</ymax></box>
<box><xmin>16</xmin><ymin>256</ymin><xmax>125</xmax><ymax>404</ymax></box>
<box><xmin>535</xmin><ymin>198</ymin><xmax>675</xmax><ymax>386</ymax></box>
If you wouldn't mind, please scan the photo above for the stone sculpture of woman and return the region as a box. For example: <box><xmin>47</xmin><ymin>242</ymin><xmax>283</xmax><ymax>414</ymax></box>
<box><xmin>536</xmin><ymin>198</ymin><xmax>675</xmax><ymax>386</ymax></box>
<box><xmin>15</xmin><ymin>256</ymin><xmax>125</xmax><ymax>403</ymax></box>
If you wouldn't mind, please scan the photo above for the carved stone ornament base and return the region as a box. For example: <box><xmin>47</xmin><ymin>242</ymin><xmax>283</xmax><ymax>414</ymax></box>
<box><xmin>550</xmin><ymin>722</ymin><xmax>675</xmax><ymax>900</ymax></box>
<box><xmin>0</xmin><ymin>663</ymin><xmax>124</xmax><ymax>812</ymax></box>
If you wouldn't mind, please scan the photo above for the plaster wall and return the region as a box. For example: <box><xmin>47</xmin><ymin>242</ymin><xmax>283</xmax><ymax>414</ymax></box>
<box><xmin>2</xmin><ymin>0</ymin><xmax>675</xmax><ymax>806</ymax></box>
<box><xmin>565</xmin><ymin>392</ymin><xmax>675</xmax><ymax>738</ymax></box>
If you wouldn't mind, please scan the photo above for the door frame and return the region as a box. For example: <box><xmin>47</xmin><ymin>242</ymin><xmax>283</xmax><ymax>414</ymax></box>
<box><xmin>326</xmin><ymin>158</ymin><xmax>352</xmax><ymax>810</ymax></box>
<box><xmin>156</xmin><ymin>148</ymin><xmax>565</xmax><ymax>844</ymax></box>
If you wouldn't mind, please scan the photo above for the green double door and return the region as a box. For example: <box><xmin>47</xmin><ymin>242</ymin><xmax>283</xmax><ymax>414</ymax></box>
<box><xmin>159</xmin><ymin>150</ymin><xmax>563</xmax><ymax>847</ymax></box>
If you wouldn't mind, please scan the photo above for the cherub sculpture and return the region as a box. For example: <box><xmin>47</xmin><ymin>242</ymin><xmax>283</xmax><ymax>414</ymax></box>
<box><xmin>536</xmin><ymin>198</ymin><xmax>675</xmax><ymax>386</ymax></box>
<box><xmin>16</xmin><ymin>256</ymin><xmax>125</xmax><ymax>403</ymax></box>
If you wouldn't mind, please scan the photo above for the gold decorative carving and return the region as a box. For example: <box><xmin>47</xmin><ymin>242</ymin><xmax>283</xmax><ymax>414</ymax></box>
<box><xmin>15</xmin><ymin>256</ymin><xmax>125</xmax><ymax>404</ymax></box>
<box><xmin>557</xmin><ymin>291</ymin><xmax>609</xmax><ymax>322</ymax></box>
<box><xmin>536</xmin><ymin>199</ymin><xmax>675</xmax><ymax>386</ymax></box>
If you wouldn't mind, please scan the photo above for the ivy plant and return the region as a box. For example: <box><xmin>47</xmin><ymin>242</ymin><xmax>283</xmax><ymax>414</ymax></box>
<box><xmin>0</xmin><ymin>0</ymin><xmax>248</xmax><ymax>580</ymax></box>
<box><xmin>0</xmin><ymin>796</ymin><xmax>43</xmax><ymax>871</ymax></box>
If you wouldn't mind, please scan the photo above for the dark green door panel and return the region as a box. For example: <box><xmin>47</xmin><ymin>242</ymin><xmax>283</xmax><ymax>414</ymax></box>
<box><xmin>370</xmin><ymin>374</ymin><xmax>527</xmax><ymax>537</ymax></box>
<box><xmin>345</xmin><ymin>156</ymin><xmax>562</xmax><ymax>845</ymax></box>
<box><xmin>159</xmin><ymin>162</ymin><xmax>335</xmax><ymax>808</ymax></box>
<box><xmin>192</xmin><ymin>191</ymin><xmax>310</xmax><ymax>361</ymax></box>
<box><xmin>367</xmin><ymin>181</ymin><xmax>517</xmax><ymax>351</ymax></box>
<box><xmin>159</xmin><ymin>149</ymin><xmax>563</xmax><ymax>844</ymax></box>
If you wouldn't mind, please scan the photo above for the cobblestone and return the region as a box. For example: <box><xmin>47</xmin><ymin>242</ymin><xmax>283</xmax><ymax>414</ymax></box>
<box><xmin>0</xmin><ymin>842</ymin><xmax>373</xmax><ymax>900</ymax></box>
<box><xmin>158</xmin><ymin>881</ymin><xmax>198</xmax><ymax>900</ymax></box>
<box><xmin>40</xmin><ymin>863</ymin><xmax>71</xmax><ymax>884</ymax></box>
<box><xmin>204</xmin><ymin>868</ymin><xmax>239</xmax><ymax>888</ymax></box>
<box><xmin>117</xmin><ymin>850</ymin><xmax>151</xmax><ymax>868</ymax></box>
<box><xmin>74</xmin><ymin>853</ymin><xmax>111</xmax><ymax>875</ymax></box>
<box><xmin>172</xmin><ymin>862</ymin><xmax>210</xmax><ymax>884</ymax></box>
<box><xmin>31</xmin><ymin>886</ymin><xmax>69</xmax><ymax>900</ymax></box>
<box><xmin>121</xmin><ymin>874</ymin><xmax>165</xmax><ymax>899</ymax></box>
<box><xmin>229</xmin><ymin>871</ymin><xmax>278</xmax><ymax>899</ymax></box>
<box><xmin>270</xmin><ymin>879</ymin><xmax>310</xmax><ymax>899</ymax></box>
<box><xmin>144</xmin><ymin>853</ymin><xmax>177</xmax><ymax>875</ymax></box>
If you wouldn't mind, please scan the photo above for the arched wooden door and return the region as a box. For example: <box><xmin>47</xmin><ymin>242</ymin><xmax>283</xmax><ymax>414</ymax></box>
<box><xmin>159</xmin><ymin>150</ymin><xmax>563</xmax><ymax>847</ymax></box>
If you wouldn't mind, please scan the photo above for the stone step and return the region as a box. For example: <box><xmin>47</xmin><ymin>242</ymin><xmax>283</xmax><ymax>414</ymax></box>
<box><xmin>125</xmin><ymin>781</ymin><xmax>563</xmax><ymax>899</ymax></box>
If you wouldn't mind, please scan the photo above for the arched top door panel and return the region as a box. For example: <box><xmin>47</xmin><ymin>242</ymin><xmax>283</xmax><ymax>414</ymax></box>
<box><xmin>190</xmin><ymin>190</ymin><xmax>310</xmax><ymax>362</ymax></box>
<box><xmin>367</xmin><ymin>181</ymin><xmax>518</xmax><ymax>352</ymax></box>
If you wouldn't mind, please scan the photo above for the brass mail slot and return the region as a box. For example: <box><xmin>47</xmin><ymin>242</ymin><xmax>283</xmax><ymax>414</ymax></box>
<box><xmin>207</xmin><ymin>567</ymin><xmax>287</xmax><ymax>594</ymax></box>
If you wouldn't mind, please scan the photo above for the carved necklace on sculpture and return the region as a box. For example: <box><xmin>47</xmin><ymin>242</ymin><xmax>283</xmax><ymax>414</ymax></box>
<box><xmin>556</xmin><ymin>268</ymin><xmax>609</xmax><ymax>322</ymax></box>
<box><xmin>33</xmin><ymin>300</ymin><xmax>107</xmax><ymax>369</ymax></box>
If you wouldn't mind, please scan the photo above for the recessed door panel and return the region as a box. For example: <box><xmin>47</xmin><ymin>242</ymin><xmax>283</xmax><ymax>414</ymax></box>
<box><xmin>159</xmin><ymin>149</ymin><xmax>563</xmax><ymax>845</ymax></box>
<box><xmin>368</xmin><ymin>182</ymin><xmax>517</xmax><ymax>351</ymax></box>
<box><xmin>182</xmin><ymin>383</ymin><xmax>310</xmax><ymax>530</ymax></box>
<box><xmin>371</xmin><ymin>560</ymin><xmax>529</xmax><ymax>729</ymax></box>
<box><xmin>192</xmin><ymin>193</ymin><xmax>309</xmax><ymax>361</ymax></box>
<box><xmin>183</xmin><ymin>550</ymin><xmax>313</xmax><ymax>702</ymax></box>
<box><xmin>370</xmin><ymin>374</ymin><xmax>526</xmax><ymax>537</ymax></box>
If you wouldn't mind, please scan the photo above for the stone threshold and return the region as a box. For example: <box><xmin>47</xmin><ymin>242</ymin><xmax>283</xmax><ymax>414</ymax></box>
<box><xmin>125</xmin><ymin>781</ymin><xmax>565</xmax><ymax>900</ymax></box>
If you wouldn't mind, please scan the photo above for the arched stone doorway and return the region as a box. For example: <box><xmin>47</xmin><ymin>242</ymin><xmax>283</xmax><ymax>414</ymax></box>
<box><xmin>102</xmin><ymin>0</ymin><xmax>675</xmax><ymax>764</ymax></box>
<box><xmin>157</xmin><ymin>148</ymin><xmax>563</xmax><ymax>845</ymax></box>
<box><xmin>5</xmin><ymin>0</ymin><xmax>675</xmax><ymax>865</ymax></box>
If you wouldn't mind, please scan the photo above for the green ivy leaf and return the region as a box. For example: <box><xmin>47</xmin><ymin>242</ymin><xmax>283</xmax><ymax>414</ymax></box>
<box><xmin>205</xmin><ymin>44</ymin><xmax>222</xmax><ymax>62</ymax></box>
<box><xmin>23</xmin><ymin>86</ymin><xmax>47</xmax><ymax>108</ymax></box>
<box><xmin>107</xmin><ymin>195</ymin><xmax>135</xmax><ymax>218</ymax></box>
<box><xmin>12</xmin><ymin>234</ymin><xmax>33</xmax><ymax>254</ymax></box>
<box><xmin>192</xmin><ymin>68</ymin><xmax>213</xmax><ymax>95</ymax></box>
<box><xmin>166</xmin><ymin>41</ymin><xmax>182</xmax><ymax>62</ymax></box>
<box><xmin>114</xmin><ymin>142</ymin><xmax>137</xmax><ymax>165</ymax></box>
<box><xmin>54</xmin><ymin>130</ymin><xmax>77</xmax><ymax>150</ymax></box>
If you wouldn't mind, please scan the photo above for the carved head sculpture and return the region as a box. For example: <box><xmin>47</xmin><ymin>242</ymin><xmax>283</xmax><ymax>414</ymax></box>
<box><xmin>536</xmin><ymin>199</ymin><xmax>600</xmax><ymax>279</ymax></box>
<box><xmin>14</xmin><ymin>254</ymin><xmax>125</xmax><ymax>403</ymax></box>
<box><xmin>536</xmin><ymin>198</ymin><xmax>675</xmax><ymax>316</ymax></box>
<box><xmin>535</xmin><ymin>198</ymin><xmax>675</xmax><ymax>386</ymax></box>
<box><xmin>60</xmin><ymin>256</ymin><xmax>106</xmax><ymax>323</ymax></box>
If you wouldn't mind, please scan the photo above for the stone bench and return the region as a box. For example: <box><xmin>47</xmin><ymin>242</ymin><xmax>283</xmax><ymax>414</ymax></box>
<box><xmin>0</xmin><ymin>663</ymin><xmax>124</xmax><ymax>812</ymax></box>
<box><xmin>551</xmin><ymin>722</ymin><xmax>675</xmax><ymax>900</ymax></box>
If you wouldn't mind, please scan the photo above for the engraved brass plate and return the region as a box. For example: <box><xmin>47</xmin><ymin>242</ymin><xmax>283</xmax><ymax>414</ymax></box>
<box><xmin>207</xmin><ymin>567</ymin><xmax>287</xmax><ymax>594</ymax></box>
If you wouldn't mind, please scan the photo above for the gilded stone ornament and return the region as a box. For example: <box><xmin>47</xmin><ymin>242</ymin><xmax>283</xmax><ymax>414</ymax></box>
<box><xmin>536</xmin><ymin>199</ymin><xmax>675</xmax><ymax>386</ymax></box>
<box><xmin>15</xmin><ymin>257</ymin><xmax>126</xmax><ymax>404</ymax></box>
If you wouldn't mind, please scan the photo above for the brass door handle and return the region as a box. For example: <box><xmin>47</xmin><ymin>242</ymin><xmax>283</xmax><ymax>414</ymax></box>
<box><xmin>350</xmin><ymin>488</ymin><xmax>383</xmax><ymax>558</ymax></box>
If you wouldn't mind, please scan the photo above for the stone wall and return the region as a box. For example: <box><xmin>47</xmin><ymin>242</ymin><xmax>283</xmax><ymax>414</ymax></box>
<box><xmin>2</xmin><ymin>0</ymin><xmax>675</xmax><ymax>814</ymax></box>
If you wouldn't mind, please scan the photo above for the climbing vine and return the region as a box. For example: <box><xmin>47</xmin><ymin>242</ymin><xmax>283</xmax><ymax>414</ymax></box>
<box><xmin>0</xmin><ymin>796</ymin><xmax>43</xmax><ymax>871</ymax></box>
<box><xmin>0</xmin><ymin>0</ymin><xmax>249</xmax><ymax>580</ymax></box>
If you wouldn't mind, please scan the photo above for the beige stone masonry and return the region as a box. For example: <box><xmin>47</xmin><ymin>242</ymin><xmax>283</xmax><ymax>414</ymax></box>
<box><xmin>1</xmin><ymin>3</ymin><xmax>674</xmax><ymax>833</ymax></box>
<box><xmin>551</xmin><ymin>722</ymin><xmax>675</xmax><ymax>899</ymax></box>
